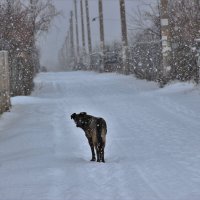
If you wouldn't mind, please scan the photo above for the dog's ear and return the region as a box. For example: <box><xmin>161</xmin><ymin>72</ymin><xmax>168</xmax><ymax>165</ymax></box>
<box><xmin>71</xmin><ymin>113</ymin><xmax>76</xmax><ymax>119</ymax></box>
<box><xmin>80</xmin><ymin>112</ymin><xmax>87</xmax><ymax>116</ymax></box>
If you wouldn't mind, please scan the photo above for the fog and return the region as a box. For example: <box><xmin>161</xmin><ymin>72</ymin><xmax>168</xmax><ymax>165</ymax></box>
<box><xmin>38</xmin><ymin>0</ymin><xmax>156</xmax><ymax>71</ymax></box>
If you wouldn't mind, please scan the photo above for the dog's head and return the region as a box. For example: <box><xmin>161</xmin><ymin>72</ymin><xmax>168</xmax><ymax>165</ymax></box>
<box><xmin>71</xmin><ymin>112</ymin><xmax>88</xmax><ymax>128</ymax></box>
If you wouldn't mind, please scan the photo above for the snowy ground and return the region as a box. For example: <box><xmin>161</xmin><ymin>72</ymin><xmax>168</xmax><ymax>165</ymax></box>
<box><xmin>0</xmin><ymin>71</ymin><xmax>200</xmax><ymax>200</ymax></box>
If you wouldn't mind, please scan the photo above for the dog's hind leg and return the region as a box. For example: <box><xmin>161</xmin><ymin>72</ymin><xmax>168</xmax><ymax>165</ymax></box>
<box><xmin>96</xmin><ymin>145</ymin><xmax>101</xmax><ymax>162</ymax></box>
<box><xmin>88</xmin><ymin>138</ymin><xmax>96</xmax><ymax>161</ymax></box>
<box><xmin>101</xmin><ymin>147</ymin><xmax>105</xmax><ymax>163</ymax></box>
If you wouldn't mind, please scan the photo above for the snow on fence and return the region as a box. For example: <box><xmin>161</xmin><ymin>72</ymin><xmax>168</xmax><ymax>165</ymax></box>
<box><xmin>0</xmin><ymin>51</ymin><xmax>11</xmax><ymax>114</ymax></box>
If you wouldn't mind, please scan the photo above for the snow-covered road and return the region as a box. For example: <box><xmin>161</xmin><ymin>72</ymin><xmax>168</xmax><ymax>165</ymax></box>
<box><xmin>0</xmin><ymin>71</ymin><xmax>200</xmax><ymax>200</ymax></box>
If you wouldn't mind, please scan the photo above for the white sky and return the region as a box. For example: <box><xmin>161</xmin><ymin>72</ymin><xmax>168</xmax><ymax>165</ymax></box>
<box><xmin>38</xmin><ymin>0</ymin><xmax>156</xmax><ymax>70</ymax></box>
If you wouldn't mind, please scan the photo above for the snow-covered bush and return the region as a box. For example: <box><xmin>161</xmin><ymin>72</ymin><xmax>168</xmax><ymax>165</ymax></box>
<box><xmin>128</xmin><ymin>0</ymin><xmax>200</xmax><ymax>83</ymax></box>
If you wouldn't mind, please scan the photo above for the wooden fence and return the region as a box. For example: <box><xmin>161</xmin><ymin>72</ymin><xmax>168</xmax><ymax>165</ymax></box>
<box><xmin>0</xmin><ymin>51</ymin><xmax>11</xmax><ymax>114</ymax></box>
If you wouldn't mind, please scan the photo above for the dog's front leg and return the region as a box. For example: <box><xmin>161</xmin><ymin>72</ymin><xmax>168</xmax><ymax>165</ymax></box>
<box><xmin>87</xmin><ymin>138</ymin><xmax>96</xmax><ymax>161</ymax></box>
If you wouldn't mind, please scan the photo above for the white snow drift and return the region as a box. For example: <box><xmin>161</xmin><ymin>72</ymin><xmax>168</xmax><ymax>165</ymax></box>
<box><xmin>0</xmin><ymin>71</ymin><xmax>200</xmax><ymax>200</ymax></box>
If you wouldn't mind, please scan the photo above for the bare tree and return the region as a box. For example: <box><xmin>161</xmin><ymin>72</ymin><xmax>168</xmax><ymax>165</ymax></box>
<box><xmin>28</xmin><ymin>0</ymin><xmax>59</xmax><ymax>37</ymax></box>
<box><xmin>128</xmin><ymin>0</ymin><xmax>200</xmax><ymax>83</ymax></box>
<box><xmin>169</xmin><ymin>0</ymin><xmax>200</xmax><ymax>82</ymax></box>
<box><xmin>0</xmin><ymin>0</ymin><xmax>59</xmax><ymax>96</ymax></box>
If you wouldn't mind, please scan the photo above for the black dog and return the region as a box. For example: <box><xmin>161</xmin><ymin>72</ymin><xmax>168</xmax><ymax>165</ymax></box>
<box><xmin>71</xmin><ymin>112</ymin><xmax>107</xmax><ymax>162</ymax></box>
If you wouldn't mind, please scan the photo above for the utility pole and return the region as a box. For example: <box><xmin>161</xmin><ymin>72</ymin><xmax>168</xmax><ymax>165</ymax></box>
<box><xmin>85</xmin><ymin>0</ymin><xmax>92</xmax><ymax>56</ymax></box>
<box><xmin>0</xmin><ymin>51</ymin><xmax>11</xmax><ymax>113</ymax></box>
<box><xmin>74</xmin><ymin>0</ymin><xmax>80</xmax><ymax>64</ymax></box>
<box><xmin>80</xmin><ymin>0</ymin><xmax>86</xmax><ymax>59</ymax></box>
<box><xmin>119</xmin><ymin>0</ymin><xmax>129</xmax><ymax>75</ymax></box>
<box><xmin>30</xmin><ymin>0</ymin><xmax>35</xmax><ymax>35</ymax></box>
<box><xmin>194</xmin><ymin>0</ymin><xmax>200</xmax><ymax>84</ymax></box>
<box><xmin>160</xmin><ymin>0</ymin><xmax>172</xmax><ymax>87</ymax></box>
<box><xmin>98</xmin><ymin>0</ymin><xmax>105</xmax><ymax>72</ymax></box>
<box><xmin>85</xmin><ymin>0</ymin><xmax>92</xmax><ymax>70</ymax></box>
<box><xmin>69</xmin><ymin>10</ymin><xmax>75</xmax><ymax>69</ymax></box>
<box><xmin>66</xmin><ymin>30</ymin><xmax>71</xmax><ymax>69</ymax></box>
<box><xmin>29</xmin><ymin>0</ymin><xmax>37</xmax><ymax>75</ymax></box>
<box><xmin>194</xmin><ymin>39</ymin><xmax>200</xmax><ymax>84</ymax></box>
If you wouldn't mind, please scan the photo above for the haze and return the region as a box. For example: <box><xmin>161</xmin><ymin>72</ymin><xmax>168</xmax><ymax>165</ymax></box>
<box><xmin>38</xmin><ymin>0</ymin><xmax>156</xmax><ymax>71</ymax></box>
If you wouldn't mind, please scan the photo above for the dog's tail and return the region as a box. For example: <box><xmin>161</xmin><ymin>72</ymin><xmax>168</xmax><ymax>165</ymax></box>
<box><xmin>97</xmin><ymin>118</ymin><xmax>107</xmax><ymax>147</ymax></box>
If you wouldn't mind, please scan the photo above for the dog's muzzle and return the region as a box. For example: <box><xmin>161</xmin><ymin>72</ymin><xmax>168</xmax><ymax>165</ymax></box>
<box><xmin>76</xmin><ymin>119</ymin><xmax>85</xmax><ymax>127</ymax></box>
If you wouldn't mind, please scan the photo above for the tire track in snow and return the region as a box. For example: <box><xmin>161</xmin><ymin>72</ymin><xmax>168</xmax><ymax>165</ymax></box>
<box><xmin>158</xmin><ymin>96</ymin><xmax>200</xmax><ymax>124</ymax></box>
<box><xmin>1</xmin><ymin>72</ymin><xmax>200</xmax><ymax>200</ymax></box>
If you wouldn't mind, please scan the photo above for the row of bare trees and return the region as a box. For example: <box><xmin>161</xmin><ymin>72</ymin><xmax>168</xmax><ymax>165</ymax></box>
<box><xmin>128</xmin><ymin>0</ymin><xmax>200</xmax><ymax>83</ymax></box>
<box><xmin>0</xmin><ymin>0</ymin><xmax>58</xmax><ymax>96</ymax></box>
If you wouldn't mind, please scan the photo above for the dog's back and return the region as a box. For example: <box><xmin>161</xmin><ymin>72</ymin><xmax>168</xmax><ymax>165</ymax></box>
<box><xmin>84</xmin><ymin>116</ymin><xmax>107</xmax><ymax>147</ymax></box>
<box><xmin>96</xmin><ymin>117</ymin><xmax>107</xmax><ymax>148</ymax></box>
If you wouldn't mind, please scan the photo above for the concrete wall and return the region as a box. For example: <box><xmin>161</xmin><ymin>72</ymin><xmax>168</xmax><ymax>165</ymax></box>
<box><xmin>0</xmin><ymin>51</ymin><xmax>11</xmax><ymax>114</ymax></box>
